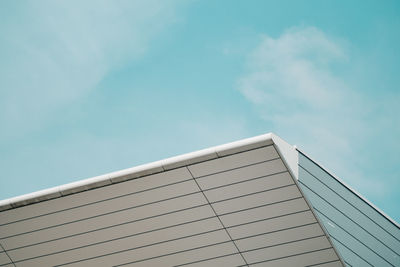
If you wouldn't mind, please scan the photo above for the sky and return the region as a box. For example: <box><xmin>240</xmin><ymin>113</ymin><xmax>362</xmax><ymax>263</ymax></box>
<box><xmin>0</xmin><ymin>0</ymin><xmax>399</xmax><ymax>222</ymax></box>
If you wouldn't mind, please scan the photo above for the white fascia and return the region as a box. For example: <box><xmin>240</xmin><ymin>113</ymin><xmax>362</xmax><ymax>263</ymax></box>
<box><xmin>1</xmin><ymin>133</ymin><xmax>298</xmax><ymax>211</ymax></box>
<box><xmin>271</xmin><ymin>133</ymin><xmax>299</xmax><ymax>179</ymax></box>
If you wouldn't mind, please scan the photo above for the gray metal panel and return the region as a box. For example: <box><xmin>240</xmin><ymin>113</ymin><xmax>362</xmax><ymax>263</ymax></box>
<box><xmin>8</xmin><ymin>215</ymin><xmax>222</xmax><ymax>262</ymax></box>
<box><xmin>219</xmin><ymin>198</ymin><xmax>310</xmax><ymax>228</ymax></box>
<box><xmin>242</xmin><ymin>236</ymin><xmax>332</xmax><ymax>264</ymax></box>
<box><xmin>122</xmin><ymin>243</ymin><xmax>243</xmax><ymax>267</ymax></box>
<box><xmin>248</xmin><ymin>248</ymin><xmax>340</xmax><ymax>266</ymax></box>
<box><xmin>0</xmin><ymin>252</ymin><xmax>11</xmax><ymax>265</ymax></box>
<box><xmin>0</xmin><ymin>179</ymin><xmax>200</xmax><ymax>239</ymax></box>
<box><xmin>180</xmin><ymin>253</ymin><xmax>245</xmax><ymax>266</ymax></box>
<box><xmin>0</xmin><ymin>167</ymin><xmax>192</xmax><ymax>225</ymax></box>
<box><xmin>299</xmin><ymin>153</ymin><xmax>400</xmax><ymax>240</ymax></box>
<box><xmin>0</xmin><ymin>140</ymin><xmax>343</xmax><ymax>266</ymax></box>
<box><xmin>330</xmin><ymin>237</ymin><xmax>372</xmax><ymax>267</ymax></box>
<box><xmin>188</xmin><ymin>146</ymin><xmax>279</xmax><ymax>178</ymax></box>
<box><xmin>0</xmin><ymin>134</ymin><xmax>276</xmax><ymax>212</ymax></box>
<box><xmin>7</xmin><ymin>204</ymin><xmax>213</xmax><ymax>253</ymax></box>
<box><xmin>195</xmin><ymin>159</ymin><xmax>287</xmax><ymax>190</ymax></box>
<box><xmin>315</xmin><ymin>261</ymin><xmax>344</xmax><ymax>267</ymax></box>
<box><xmin>302</xmin><ymin>185</ymin><xmax>392</xmax><ymax>266</ymax></box>
<box><xmin>227</xmin><ymin>210</ymin><xmax>317</xmax><ymax>239</ymax></box>
<box><xmin>10</xmin><ymin>205</ymin><xmax>215</xmax><ymax>261</ymax></box>
<box><xmin>2</xmin><ymin>192</ymin><xmax>208</xmax><ymax>250</ymax></box>
<box><xmin>194</xmin><ymin>148</ymin><xmax>342</xmax><ymax>266</ymax></box>
<box><xmin>11</xmin><ymin>220</ymin><xmax>226</xmax><ymax>266</ymax></box>
<box><xmin>299</xmin><ymin>167</ymin><xmax>400</xmax><ymax>257</ymax></box>
<box><xmin>48</xmin><ymin>230</ymin><xmax>231</xmax><ymax>267</ymax></box>
<box><xmin>211</xmin><ymin>185</ymin><xmax>302</xmax><ymax>215</ymax></box>
<box><xmin>298</xmin><ymin>153</ymin><xmax>400</xmax><ymax>266</ymax></box>
<box><xmin>235</xmin><ymin>223</ymin><xmax>324</xmax><ymax>251</ymax></box>
<box><xmin>203</xmin><ymin>172</ymin><xmax>293</xmax><ymax>203</ymax></box>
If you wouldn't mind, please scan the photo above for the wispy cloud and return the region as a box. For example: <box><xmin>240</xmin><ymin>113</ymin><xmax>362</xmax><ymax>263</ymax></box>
<box><xmin>0</xmin><ymin>0</ymin><xmax>184</xmax><ymax>141</ymax></box>
<box><xmin>237</xmin><ymin>26</ymin><xmax>400</xmax><ymax>198</ymax></box>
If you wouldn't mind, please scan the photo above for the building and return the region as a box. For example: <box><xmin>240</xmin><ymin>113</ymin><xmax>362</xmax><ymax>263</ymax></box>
<box><xmin>0</xmin><ymin>133</ymin><xmax>399</xmax><ymax>266</ymax></box>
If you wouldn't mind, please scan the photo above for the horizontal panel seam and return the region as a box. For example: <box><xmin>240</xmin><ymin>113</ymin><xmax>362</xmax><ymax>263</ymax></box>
<box><xmin>0</xmin><ymin>144</ymin><xmax>275</xmax><ymax>213</ymax></box>
<box><xmin>298</xmin><ymin>180</ymin><xmax>400</xmax><ymax>256</ymax></box>
<box><xmin>211</xmin><ymin>183</ymin><xmax>297</xmax><ymax>204</ymax></box>
<box><xmin>5</xmin><ymin>197</ymin><xmax>307</xmax><ymax>251</ymax></box>
<box><xmin>298</xmin><ymin>151</ymin><xmax>400</xmax><ymax>230</ymax></box>
<box><xmin>4</xmin><ymin>229</ymin><xmax>228</xmax><ymax>266</ymax></box>
<box><xmin>202</xmin><ymin>170</ymin><xmax>289</xmax><ymax>192</ymax></box>
<box><xmin>226</xmin><ymin>209</ymin><xmax>311</xmax><ymax>230</ymax></box>
<box><xmin>5</xmin><ymin>203</ymin><xmax>210</xmax><ymax>251</ymax></box>
<box><xmin>232</xmin><ymin>222</ymin><xmax>320</xmax><ymax>242</ymax></box>
<box><xmin>1</xmin><ymin>169</ymin><xmax>290</xmax><ymax>234</ymax></box>
<box><xmin>1</xmin><ymin>152</ymin><xmax>279</xmax><ymax>226</ymax></box>
<box><xmin>214</xmin><ymin>143</ymin><xmax>275</xmax><ymax>158</ymax></box>
<box><xmin>71</xmin><ymin>234</ymin><xmax>328</xmax><ymax>266</ymax></box>
<box><xmin>314</xmin><ymin>208</ymin><xmax>395</xmax><ymax>266</ymax></box>
<box><xmin>9</xmin><ymin>211</ymin><xmax>315</xmax><ymax>254</ymax></box>
<box><xmin>174</xmin><ymin>252</ymin><xmax>241</xmax><ymax>267</ymax></box>
<box><xmin>56</xmin><ymin>232</ymin><xmax>232</xmax><ymax>267</ymax></box>
<box><xmin>0</xmin><ymin>243</ymin><xmax>15</xmax><ymax>267</ymax></box>
<box><xmin>0</xmin><ymin>190</ymin><xmax>202</xmax><ymax>240</ymax></box>
<box><xmin>329</xmin><ymin>235</ymin><xmax>373</xmax><ymax>266</ymax></box>
<box><xmin>187</xmin><ymin>166</ymin><xmax>249</xmax><ymax>266</ymax></box>
<box><xmin>299</xmin><ymin>163</ymin><xmax>400</xmax><ymax>242</ymax></box>
<box><xmin>240</xmin><ymin>234</ymin><xmax>326</xmax><ymax>255</ymax></box>
<box><xmin>193</xmin><ymin>157</ymin><xmax>281</xmax><ymax>180</ymax></box>
<box><xmin>241</xmin><ymin>246</ymin><xmax>334</xmax><ymax>266</ymax></box>
<box><xmin>219</xmin><ymin>196</ymin><xmax>304</xmax><ymax>217</ymax></box>
<box><xmin>112</xmin><ymin>240</ymin><xmax>233</xmax><ymax>267</ymax></box>
<box><xmin>8</xmin><ymin>216</ymin><xmax>220</xmax><ymax>262</ymax></box>
<box><xmin>307</xmin><ymin>259</ymin><xmax>342</xmax><ymax>267</ymax></box>
<box><xmin>0</xmin><ymin>177</ymin><xmax>194</xmax><ymax>227</ymax></box>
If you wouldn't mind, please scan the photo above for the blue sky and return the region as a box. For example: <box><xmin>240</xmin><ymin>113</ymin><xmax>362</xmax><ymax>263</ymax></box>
<box><xmin>0</xmin><ymin>0</ymin><xmax>399</xmax><ymax>222</ymax></box>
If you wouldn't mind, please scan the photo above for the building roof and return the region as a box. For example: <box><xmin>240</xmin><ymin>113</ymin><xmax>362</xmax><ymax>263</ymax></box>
<box><xmin>0</xmin><ymin>133</ymin><xmax>397</xmax><ymax>229</ymax></box>
<box><xmin>0</xmin><ymin>133</ymin><xmax>398</xmax><ymax>266</ymax></box>
<box><xmin>0</xmin><ymin>133</ymin><xmax>289</xmax><ymax>211</ymax></box>
<box><xmin>0</xmin><ymin>133</ymin><xmax>345</xmax><ymax>266</ymax></box>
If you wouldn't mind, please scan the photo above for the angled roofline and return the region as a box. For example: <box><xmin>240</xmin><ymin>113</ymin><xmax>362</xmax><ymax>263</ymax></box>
<box><xmin>1</xmin><ymin>133</ymin><xmax>298</xmax><ymax>211</ymax></box>
<box><xmin>272</xmin><ymin>139</ymin><xmax>346</xmax><ymax>266</ymax></box>
<box><xmin>296</xmin><ymin>147</ymin><xmax>400</xmax><ymax>230</ymax></box>
<box><xmin>2</xmin><ymin>132</ymin><xmax>397</xmax><ymax>232</ymax></box>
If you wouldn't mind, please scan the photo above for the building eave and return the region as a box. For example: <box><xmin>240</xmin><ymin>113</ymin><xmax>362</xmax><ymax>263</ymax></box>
<box><xmin>1</xmin><ymin>133</ymin><xmax>297</xmax><ymax>211</ymax></box>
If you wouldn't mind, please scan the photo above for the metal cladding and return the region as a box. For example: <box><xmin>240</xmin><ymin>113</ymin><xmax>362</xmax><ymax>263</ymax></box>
<box><xmin>0</xmin><ymin>133</ymin><xmax>398</xmax><ymax>266</ymax></box>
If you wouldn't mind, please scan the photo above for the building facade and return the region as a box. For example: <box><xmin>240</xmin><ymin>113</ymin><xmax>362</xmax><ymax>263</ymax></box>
<box><xmin>0</xmin><ymin>133</ymin><xmax>398</xmax><ymax>266</ymax></box>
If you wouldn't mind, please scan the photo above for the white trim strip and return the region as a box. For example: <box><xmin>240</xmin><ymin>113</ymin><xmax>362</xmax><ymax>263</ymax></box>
<box><xmin>0</xmin><ymin>134</ymin><xmax>274</xmax><ymax>211</ymax></box>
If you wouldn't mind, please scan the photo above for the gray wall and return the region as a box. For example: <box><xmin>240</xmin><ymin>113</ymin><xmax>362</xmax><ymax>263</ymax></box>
<box><xmin>298</xmin><ymin>152</ymin><xmax>400</xmax><ymax>267</ymax></box>
<box><xmin>0</xmin><ymin>145</ymin><xmax>341</xmax><ymax>266</ymax></box>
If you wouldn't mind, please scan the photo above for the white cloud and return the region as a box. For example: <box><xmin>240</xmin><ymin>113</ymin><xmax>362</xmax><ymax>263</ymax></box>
<box><xmin>239</xmin><ymin>27</ymin><xmax>348</xmax><ymax>114</ymax></box>
<box><xmin>0</xmin><ymin>0</ymin><xmax>184</xmax><ymax>140</ymax></box>
<box><xmin>237</xmin><ymin>26</ymin><xmax>399</xmax><ymax>198</ymax></box>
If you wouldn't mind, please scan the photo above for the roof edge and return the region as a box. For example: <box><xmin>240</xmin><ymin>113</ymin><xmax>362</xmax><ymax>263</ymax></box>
<box><xmin>0</xmin><ymin>133</ymin><xmax>275</xmax><ymax>211</ymax></box>
<box><xmin>296</xmin><ymin>147</ymin><xmax>400</xmax><ymax>229</ymax></box>
<box><xmin>275</xmin><ymin>141</ymin><xmax>346</xmax><ymax>266</ymax></box>
<box><xmin>271</xmin><ymin>133</ymin><xmax>298</xmax><ymax>179</ymax></box>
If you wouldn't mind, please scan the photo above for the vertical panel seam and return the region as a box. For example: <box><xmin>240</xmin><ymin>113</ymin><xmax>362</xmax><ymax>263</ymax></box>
<box><xmin>272</xmin><ymin>144</ymin><xmax>346</xmax><ymax>267</ymax></box>
<box><xmin>0</xmin><ymin>243</ymin><xmax>16</xmax><ymax>267</ymax></box>
<box><xmin>186</xmin><ymin>167</ymin><xmax>249</xmax><ymax>266</ymax></box>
